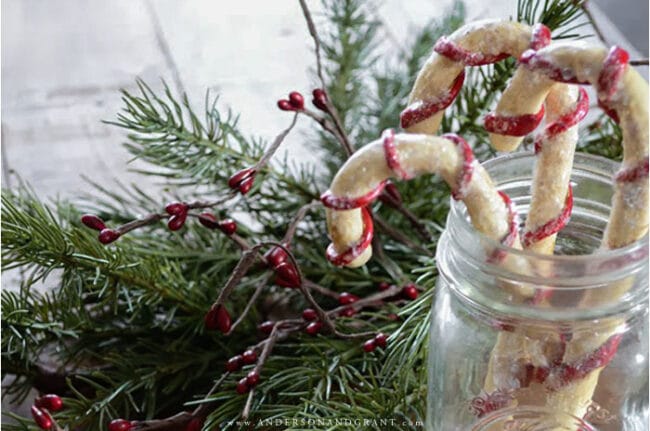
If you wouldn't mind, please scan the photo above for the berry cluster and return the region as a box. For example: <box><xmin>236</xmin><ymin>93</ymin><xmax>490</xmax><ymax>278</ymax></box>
<box><xmin>81</xmin><ymin>202</ymin><xmax>238</xmax><ymax>246</ymax></box>
<box><xmin>30</xmin><ymin>394</ymin><xmax>63</xmax><ymax>430</ymax></box>
<box><xmin>265</xmin><ymin>245</ymin><xmax>300</xmax><ymax>288</ymax></box>
<box><xmin>204</xmin><ymin>304</ymin><xmax>232</xmax><ymax>333</ymax></box>
<box><xmin>225</xmin><ymin>349</ymin><xmax>260</xmax><ymax>394</ymax></box>
<box><xmin>277</xmin><ymin>89</ymin><xmax>329</xmax><ymax>113</ymax></box>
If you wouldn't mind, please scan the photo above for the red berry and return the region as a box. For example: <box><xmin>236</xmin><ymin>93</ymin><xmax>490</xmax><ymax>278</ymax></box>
<box><xmin>362</xmin><ymin>339</ymin><xmax>377</xmax><ymax>353</ymax></box>
<box><xmin>402</xmin><ymin>284</ymin><xmax>419</xmax><ymax>300</ymax></box>
<box><xmin>167</xmin><ymin>213</ymin><xmax>187</xmax><ymax>231</ymax></box>
<box><xmin>246</xmin><ymin>370</ymin><xmax>260</xmax><ymax>387</ymax></box>
<box><xmin>338</xmin><ymin>307</ymin><xmax>356</xmax><ymax>318</ymax></box>
<box><xmin>81</xmin><ymin>214</ymin><xmax>106</xmax><ymax>231</ymax></box>
<box><xmin>185</xmin><ymin>418</ymin><xmax>203</xmax><ymax>431</ymax></box>
<box><xmin>237</xmin><ymin>176</ymin><xmax>255</xmax><ymax>195</ymax></box>
<box><xmin>288</xmin><ymin>91</ymin><xmax>304</xmax><ymax>110</ymax></box>
<box><xmin>387</xmin><ymin>313</ymin><xmax>399</xmax><ymax>321</ymax></box>
<box><xmin>98</xmin><ymin>229</ymin><xmax>120</xmax><ymax>244</ymax></box>
<box><xmin>218</xmin><ymin>219</ymin><xmax>237</xmax><ymax>236</ymax></box>
<box><xmin>35</xmin><ymin>394</ymin><xmax>63</xmax><ymax>412</ymax></box>
<box><xmin>204</xmin><ymin>304</ymin><xmax>231</xmax><ymax>333</ymax></box>
<box><xmin>378</xmin><ymin>282</ymin><xmax>391</xmax><ymax>291</ymax></box>
<box><xmin>236</xmin><ymin>377</ymin><xmax>249</xmax><ymax>394</ymax></box>
<box><xmin>108</xmin><ymin>418</ymin><xmax>133</xmax><ymax>431</ymax></box>
<box><xmin>165</xmin><ymin>202</ymin><xmax>188</xmax><ymax>216</ymax></box>
<box><xmin>305</xmin><ymin>321</ymin><xmax>322</xmax><ymax>336</ymax></box>
<box><xmin>258</xmin><ymin>321</ymin><xmax>275</xmax><ymax>334</ymax></box>
<box><xmin>264</xmin><ymin>246</ymin><xmax>289</xmax><ymax>268</ymax></box>
<box><xmin>228</xmin><ymin>167</ymin><xmax>254</xmax><ymax>188</ymax></box>
<box><xmin>31</xmin><ymin>405</ymin><xmax>52</xmax><ymax>430</ymax></box>
<box><xmin>277</xmin><ymin>99</ymin><xmax>293</xmax><ymax>111</ymax></box>
<box><xmin>302</xmin><ymin>308</ymin><xmax>318</xmax><ymax>321</ymax></box>
<box><xmin>274</xmin><ymin>262</ymin><xmax>301</xmax><ymax>288</ymax></box>
<box><xmin>198</xmin><ymin>212</ymin><xmax>219</xmax><ymax>229</ymax></box>
<box><xmin>374</xmin><ymin>333</ymin><xmax>388</xmax><ymax>349</ymax></box>
<box><xmin>338</xmin><ymin>292</ymin><xmax>359</xmax><ymax>306</ymax></box>
<box><xmin>225</xmin><ymin>355</ymin><xmax>243</xmax><ymax>372</ymax></box>
<box><xmin>312</xmin><ymin>89</ymin><xmax>328</xmax><ymax>111</ymax></box>
<box><xmin>242</xmin><ymin>349</ymin><xmax>257</xmax><ymax>365</ymax></box>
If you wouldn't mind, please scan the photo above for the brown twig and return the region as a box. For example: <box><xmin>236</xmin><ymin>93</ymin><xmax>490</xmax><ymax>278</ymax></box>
<box><xmin>302</xmin><ymin>279</ymin><xmax>340</xmax><ymax>299</ymax></box>
<box><xmin>300</xmin><ymin>108</ymin><xmax>346</xmax><ymax>145</ymax></box>
<box><xmin>227</xmin><ymin>274</ymin><xmax>273</xmax><ymax>335</ymax></box>
<box><xmin>630</xmin><ymin>59</ymin><xmax>649</xmax><ymax>66</ymax></box>
<box><xmin>298</xmin><ymin>0</ymin><xmax>355</xmax><ymax>157</ymax></box>
<box><xmin>374</xmin><ymin>215</ymin><xmax>433</xmax><ymax>257</ymax></box>
<box><xmin>282</xmin><ymin>200</ymin><xmax>321</xmax><ymax>244</ymax></box>
<box><xmin>255</xmin><ymin>114</ymin><xmax>299</xmax><ymax>169</ymax></box>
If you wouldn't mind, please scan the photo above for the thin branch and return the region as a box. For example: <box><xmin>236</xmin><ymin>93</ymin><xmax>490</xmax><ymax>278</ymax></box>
<box><xmin>227</xmin><ymin>274</ymin><xmax>272</xmax><ymax>334</ymax></box>
<box><xmin>630</xmin><ymin>59</ymin><xmax>649</xmax><ymax>66</ymax></box>
<box><xmin>282</xmin><ymin>200</ymin><xmax>321</xmax><ymax>244</ymax></box>
<box><xmin>374</xmin><ymin>215</ymin><xmax>433</xmax><ymax>257</ymax></box>
<box><xmin>298</xmin><ymin>0</ymin><xmax>355</xmax><ymax>157</ymax></box>
<box><xmin>255</xmin><ymin>113</ymin><xmax>299</xmax><ymax>169</ymax></box>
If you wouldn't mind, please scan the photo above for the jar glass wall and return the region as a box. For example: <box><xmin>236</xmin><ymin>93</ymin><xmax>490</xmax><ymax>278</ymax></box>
<box><xmin>426</xmin><ymin>152</ymin><xmax>649</xmax><ymax>431</ymax></box>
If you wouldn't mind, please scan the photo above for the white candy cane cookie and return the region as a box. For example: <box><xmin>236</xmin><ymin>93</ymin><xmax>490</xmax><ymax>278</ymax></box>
<box><xmin>494</xmin><ymin>41</ymin><xmax>649</xmax><ymax>421</ymax></box>
<box><xmin>401</xmin><ymin>20</ymin><xmax>551</xmax><ymax>135</ymax></box>
<box><xmin>321</xmin><ymin>131</ymin><xmax>517</xmax><ymax>268</ymax></box>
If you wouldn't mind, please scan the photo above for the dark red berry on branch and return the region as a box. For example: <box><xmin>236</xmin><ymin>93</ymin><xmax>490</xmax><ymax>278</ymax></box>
<box><xmin>237</xmin><ymin>176</ymin><xmax>255</xmax><ymax>194</ymax></box>
<box><xmin>81</xmin><ymin>214</ymin><xmax>106</xmax><ymax>231</ymax></box>
<box><xmin>362</xmin><ymin>339</ymin><xmax>377</xmax><ymax>353</ymax></box>
<box><xmin>288</xmin><ymin>91</ymin><xmax>305</xmax><ymax>110</ymax></box>
<box><xmin>98</xmin><ymin>229</ymin><xmax>120</xmax><ymax>244</ymax></box>
<box><xmin>274</xmin><ymin>262</ymin><xmax>301</xmax><ymax>288</ymax></box>
<box><xmin>387</xmin><ymin>313</ymin><xmax>400</xmax><ymax>321</ymax></box>
<box><xmin>401</xmin><ymin>284</ymin><xmax>419</xmax><ymax>300</ymax></box>
<box><xmin>184</xmin><ymin>418</ymin><xmax>203</xmax><ymax>431</ymax></box>
<box><xmin>305</xmin><ymin>321</ymin><xmax>322</xmax><ymax>336</ymax></box>
<box><xmin>35</xmin><ymin>394</ymin><xmax>63</xmax><ymax>412</ymax></box>
<box><xmin>236</xmin><ymin>377</ymin><xmax>249</xmax><ymax>394</ymax></box>
<box><xmin>302</xmin><ymin>308</ymin><xmax>317</xmax><ymax>321</ymax></box>
<box><xmin>258</xmin><ymin>320</ymin><xmax>275</xmax><ymax>334</ymax></box>
<box><xmin>312</xmin><ymin>88</ymin><xmax>328</xmax><ymax>111</ymax></box>
<box><xmin>218</xmin><ymin>219</ymin><xmax>237</xmax><ymax>236</ymax></box>
<box><xmin>375</xmin><ymin>333</ymin><xmax>388</xmax><ymax>349</ymax></box>
<box><xmin>228</xmin><ymin>168</ymin><xmax>257</xmax><ymax>194</ymax></box>
<box><xmin>246</xmin><ymin>370</ymin><xmax>260</xmax><ymax>387</ymax></box>
<box><xmin>264</xmin><ymin>245</ymin><xmax>289</xmax><ymax>268</ymax></box>
<box><xmin>277</xmin><ymin>99</ymin><xmax>293</xmax><ymax>111</ymax></box>
<box><xmin>108</xmin><ymin>419</ymin><xmax>134</xmax><ymax>431</ymax></box>
<box><xmin>31</xmin><ymin>405</ymin><xmax>53</xmax><ymax>430</ymax></box>
<box><xmin>225</xmin><ymin>355</ymin><xmax>243</xmax><ymax>372</ymax></box>
<box><xmin>338</xmin><ymin>307</ymin><xmax>356</xmax><ymax>318</ymax></box>
<box><xmin>165</xmin><ymin>201</ymin><xmax>188</xmax><ymax>216</ymax></box>
<box><xmin>242</xmin><ymin>349</ymin><xmax>257</xmax><ymax>365</ymax></box>
<box><xmin>204</xmin><ymin>304</ymin><xmax>231</xmax><ymax>333</ymax></box>
<box><xmin>198</xmin><ymin>212</ymin><xmax>220</xmax><ymax>229</ymax></box>
<box><xmin>378</xmin><ymin>282</ymin><xmax>391</xmax><ymax>291</ymax></box>
<box><xmin>338</xmin><ymin>292</ymin><xmax>359</xmax><ymax>306</ymax></box>
<box><xmin>167</xmin><ymin>213</ymin><xmax>187</xmax><ymax>231</ymax></box>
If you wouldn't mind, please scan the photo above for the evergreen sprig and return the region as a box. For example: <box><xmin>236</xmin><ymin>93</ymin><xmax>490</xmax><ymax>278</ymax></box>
<box><xmin>2</xmin><ymin>0</ymin><xmax>625</xmax><ymax>430</ymax></box>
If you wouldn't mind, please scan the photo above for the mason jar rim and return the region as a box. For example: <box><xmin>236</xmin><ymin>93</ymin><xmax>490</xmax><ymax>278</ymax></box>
<box><xmin>449</xmin><ymin>151</ymin><xmax>649</xmax><ymax>266</ymax></box>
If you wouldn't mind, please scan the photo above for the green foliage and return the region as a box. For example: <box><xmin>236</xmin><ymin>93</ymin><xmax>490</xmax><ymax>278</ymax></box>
<box><xmin>1</xmin><ymin>0</ymin><xmax>626</xmax><ymax>430</ymax></box>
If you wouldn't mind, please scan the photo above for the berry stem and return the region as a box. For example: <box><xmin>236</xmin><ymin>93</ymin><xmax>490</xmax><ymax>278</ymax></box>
<box><xmin>253</xmin><ymin>114</ymin><xmax>299</xmax><ymax>172</ymax></box>
<box><xmin>226</xmin><ymin>274</ymin><xmax>272</xmax><ymax>335</ymax></box>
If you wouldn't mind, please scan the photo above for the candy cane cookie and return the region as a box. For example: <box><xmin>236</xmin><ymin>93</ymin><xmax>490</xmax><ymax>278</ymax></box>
<box><xmin>401</xmin><ymin>20</ymin><xmax>551</xmax><ymax>135</ymax></box>
<box><xmin>495</xmin><ymin>42</ymin><xmax>649</xmax><ymax>422</ymax></box>
<box><xmin>321</xmin><ymin>131</ymin><xmax>517</xmax><ymax>269</ymax></box>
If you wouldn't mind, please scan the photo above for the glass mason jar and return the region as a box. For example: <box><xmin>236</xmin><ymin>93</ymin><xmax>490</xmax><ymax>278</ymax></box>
<box><xmin>427</xmin><ymin>152</ymin><xmax>649</xmax><ymax>431</ymax></box>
